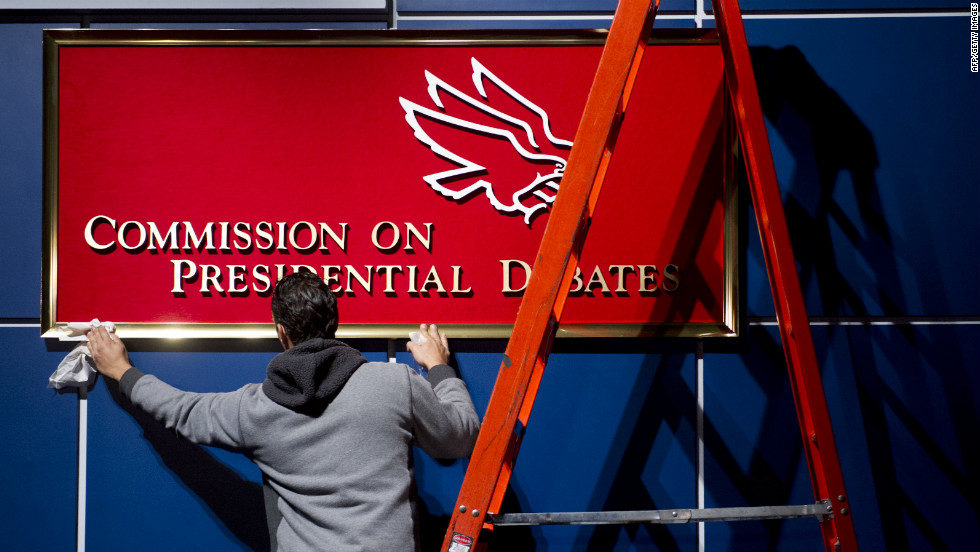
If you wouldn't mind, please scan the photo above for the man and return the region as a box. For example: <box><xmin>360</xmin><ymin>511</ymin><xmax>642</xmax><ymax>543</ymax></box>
<box><xmin>88</xmin><ymin>271</ymin><xmax>480</xmax><ymax>551</ymax></box>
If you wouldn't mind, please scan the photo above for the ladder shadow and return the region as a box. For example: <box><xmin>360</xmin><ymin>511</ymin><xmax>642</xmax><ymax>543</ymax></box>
<box><xmin>567</xmin><ymin>61</ymin><xmax>737</xmax><ymax>550</ymax></box>
<box><xmin>567</xmin><ymin>337</ymin><xmax>812</xmax><ymax>552</ymax></box>
<box><xmin>576</xmin><ymin>352</ymin><xmax>696</xmax><ymax>552</ymax></box>
<box><xmin>753</xmin><ymin>44</ymin><xmax>980</xmax><ymax>550</ymax></box>
<box><xmin>563</xmin><ymin>40</ymin><xmax>935</xmax><ymax>551</ymax></box>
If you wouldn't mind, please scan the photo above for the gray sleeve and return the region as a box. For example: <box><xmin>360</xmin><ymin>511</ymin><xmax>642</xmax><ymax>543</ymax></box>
<box><xmin>409</xmin><ymin>368</ymin><xmax>480</xmax><ymax>459</ymax></box>
<box><xmin>122</xmin><ymin>371</ymin><xmax>247</xmax><ymax>450</ymax></box>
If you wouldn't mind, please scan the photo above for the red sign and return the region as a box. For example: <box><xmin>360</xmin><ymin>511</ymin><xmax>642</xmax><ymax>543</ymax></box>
<box><xmin>43</xmin><ymin>30</ymin><xmax>738</xmax><ymax>339</ymax></box>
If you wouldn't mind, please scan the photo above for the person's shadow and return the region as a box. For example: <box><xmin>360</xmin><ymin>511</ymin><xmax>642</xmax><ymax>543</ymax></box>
<box><xmin>105</xmin><ymin>378</ymin><xmax>271</xmax><ymax>551</ymax></box>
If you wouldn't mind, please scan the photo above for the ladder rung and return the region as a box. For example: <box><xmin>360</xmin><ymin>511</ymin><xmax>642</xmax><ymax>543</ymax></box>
<box><xmin>487</xmin><ymin>501</ymin><xmax>831</xmax><ymax>526</ymax></box>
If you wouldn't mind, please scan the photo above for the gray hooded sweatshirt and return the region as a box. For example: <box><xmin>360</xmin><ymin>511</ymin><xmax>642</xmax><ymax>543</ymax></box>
<box><xmin>119</xmin><ymin>339</ymin><xmax>480</xmax><ymax>551</ymax></box>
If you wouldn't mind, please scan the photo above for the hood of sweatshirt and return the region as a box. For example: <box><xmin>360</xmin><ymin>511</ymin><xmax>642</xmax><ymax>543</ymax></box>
<box><xmin>262</xmin><ymin>338</ymin><xmax>367</xmax><ymax>414</ymax></box>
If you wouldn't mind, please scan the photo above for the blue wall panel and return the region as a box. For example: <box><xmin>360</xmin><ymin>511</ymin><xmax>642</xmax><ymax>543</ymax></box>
<box><xmin>819</xmin><ymin>323</ymin><xmax>980</xmax><ymax>551</ymax></box>
<box><xmin>743</xmin><ymin>16</ymin><xmax>980</xmax><ymax>317</ymax></box>
<box><xmin>91</xmin><ymin>21</ymin><xmax>387</xmax><ymax>30</ymax></box>
<box><xmin>0</xmin><ymin>327</ymin><xmax>77</xmax><ymax>551</ymax></box>
<box><xmin>703</xmin><ymin>323</ymin><xmax>980</xmax><ymax>551</ymax></box>
<box><xmin>81</xmin><ymin>344</ymin><xmax>389</xmax><ymax>550</ymax></box>
<box><xmin>736</xmin><ymin>1</ymin><xmax>966</xmax><ymax>10</ymax></box>
<box><xmin>396</xmin><ymin>18</ymin><xmax>618</xmax><ymax>30</ymax></box>
<box><xmin>703</xmin><ymin>329</ymin><xmax>824</xmax><ymax>551</ymax></box>
<box><xmin>398</xmin><ymin>0</ymin><xmax>694</xmax><ymax>12</ymax></box>
<box><xmin>397</xmin><ymin>18</ymin><xmax>696</xmax><ymax>29</ymax></box>
<box><xmin>512</xmin><ymin>351</ymin><xmax>698</xmax><ymax>549</ymax></box>
<box><xmin>0</xmin><ymin>25</ymin><xmax>69</xmax><ymax>318</ymax></box>
<box><xmin>84</xmin><ymin>348</ymin><xmax>277</xmax><ymax>550</ymax></box>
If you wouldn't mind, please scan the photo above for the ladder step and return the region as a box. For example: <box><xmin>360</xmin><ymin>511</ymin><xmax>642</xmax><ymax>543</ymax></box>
<box><xmin>487</xmin><ymin>501</ymin><xmax>831</xmax><ymax>526</ymax></box>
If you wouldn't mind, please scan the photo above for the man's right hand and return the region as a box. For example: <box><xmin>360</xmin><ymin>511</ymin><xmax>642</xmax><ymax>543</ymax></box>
<box><xmin>407</xmin><ymin>323</ymin><xmax>450</xmax><ymax>370</ymax></box>
<box><xmin>87</xmin><ymin>325</ymin><xmax>133</xmax><ymax>381</ymax></box>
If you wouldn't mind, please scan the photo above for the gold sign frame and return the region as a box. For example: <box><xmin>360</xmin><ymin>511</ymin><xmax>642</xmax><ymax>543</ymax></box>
<box><xmin>42</xmin><ymin>28</ymin><xmax>740</xmax><ymax>340</ymax></box>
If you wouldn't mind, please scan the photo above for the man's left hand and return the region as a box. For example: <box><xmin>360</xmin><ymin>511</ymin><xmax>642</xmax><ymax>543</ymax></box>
<box><xmin>407</xmin><ymin>323</ymin><xmax>450</xmax><ymax>370</ymax></box>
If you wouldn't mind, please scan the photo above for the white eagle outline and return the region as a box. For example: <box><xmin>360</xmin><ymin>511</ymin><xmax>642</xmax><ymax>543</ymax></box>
<box><xmin>399</xmin><ymin>58</ymin><xmax>573</xmax><ymax>225</ymax></box>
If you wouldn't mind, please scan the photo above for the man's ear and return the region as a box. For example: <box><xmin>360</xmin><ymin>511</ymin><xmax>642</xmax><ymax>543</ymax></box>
<box><xmin>276</xmin><ymin>323</ymin><xmax>292</xmax><ymax>350</ymax></box>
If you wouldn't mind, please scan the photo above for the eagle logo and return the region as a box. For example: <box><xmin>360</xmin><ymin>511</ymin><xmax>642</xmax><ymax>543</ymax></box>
<box><xmin>399</xmin><ymin>58</ymin><xmax>573</xmax><ymax>226</ymax></box>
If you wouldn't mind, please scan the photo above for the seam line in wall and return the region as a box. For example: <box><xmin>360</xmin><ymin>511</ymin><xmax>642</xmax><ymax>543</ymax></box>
<box><xmin>3</xmin><ymin>319</ymin><xmax>978</xmax><ymax>329</ymax></box>
<box><xmin>396</xmin><ymin>11</ymin><xmax>971</xmax><ymax>23</ymax></box>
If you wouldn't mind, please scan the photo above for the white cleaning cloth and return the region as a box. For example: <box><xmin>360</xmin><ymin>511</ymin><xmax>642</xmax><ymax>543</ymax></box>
<box><xmin>58</xmin><ymin>319</ymin><xmax>115</xmax><ymax>341</ymax></box>
<box><xmin>48</xmin><ymin>344</ymin><xmax>98</xmax><ymax>390</ymax></box>
<box><xmin>48</xmin><ymin>319</ymin><xmax>116</xmax><ymax>389</ymax></box>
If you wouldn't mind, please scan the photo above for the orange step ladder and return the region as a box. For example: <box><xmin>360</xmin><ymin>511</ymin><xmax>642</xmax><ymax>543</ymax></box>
<box><xmin>440</xmin><ymin>1</ymin><xmax>859</xmax><ymax>551</ymax></box>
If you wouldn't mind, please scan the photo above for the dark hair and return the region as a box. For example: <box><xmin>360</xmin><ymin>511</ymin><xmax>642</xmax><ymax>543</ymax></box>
<box><xmin>271</xmin><ymin>270</ymin><xmax>339</xmax><ymax>345</ymax></box>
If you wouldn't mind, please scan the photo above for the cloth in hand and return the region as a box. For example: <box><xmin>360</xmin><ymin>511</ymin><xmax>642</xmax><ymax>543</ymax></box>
<box><xmin>48</xmin><ymin>319</ymin><xmax>115</xmax><ymax>389</ymax></box>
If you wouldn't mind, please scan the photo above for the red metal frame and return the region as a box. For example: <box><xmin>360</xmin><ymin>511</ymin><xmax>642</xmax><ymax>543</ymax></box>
<box><xmin>441</xmin><ymin>1</ymin><xmax>859</xmax><ymax>550</ymax></box>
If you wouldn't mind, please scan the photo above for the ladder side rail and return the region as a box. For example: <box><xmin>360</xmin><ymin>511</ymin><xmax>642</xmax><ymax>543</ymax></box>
<box><xmin>440</xmin><ymin>1</ymin><xmax>660</xmax><ymax>549</ymax></box>
<box><xmin>711</xmin><ymin>0</ymin><xmax>858</xmax><ymax>550</ymax></box>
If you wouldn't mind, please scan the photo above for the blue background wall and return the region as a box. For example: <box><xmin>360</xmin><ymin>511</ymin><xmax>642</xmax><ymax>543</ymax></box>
<box><xmin>2</xmin><ymin>1</ymin><xmax>977</xmax><ymax>550</ymax></box>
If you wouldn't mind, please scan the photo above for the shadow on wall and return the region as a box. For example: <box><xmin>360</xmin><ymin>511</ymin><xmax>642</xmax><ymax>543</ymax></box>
<box><xmin>577</xmin><ymin>352</ymin><xmax>699</xmax><ymax>552</ymax></box>
<box><xmin>754</xmin><ymin>44</ymin><xmax>979</xmax><ymax>551</ymax></box>
<box><xmin>559</xmin><ymin>346</ymin><xmax>816</xmax><ymax>551</ymax></box>
<box><xmin>105</xmin><ymin>378</ymin><xmax>271</xmax><ymax>552</ymax></box>
<box><xmin>741</xmin><ymin>43</ymin><xmax>980</xmax><ymax>552</ymax></box>
<box><xmin>750</xmin><ymin>45</ymin><xmax>891</xmax><ymax>318</ymax></box>
<box><xmin>418</xmin><ymin>478</ymin><xmax>536</xmax><ymax>551</ymax></box>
